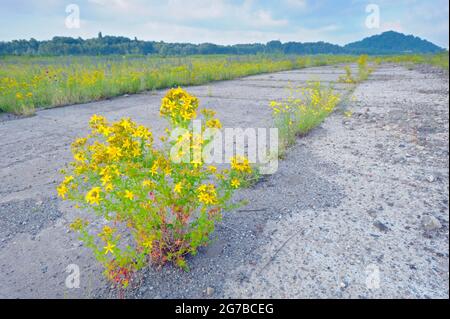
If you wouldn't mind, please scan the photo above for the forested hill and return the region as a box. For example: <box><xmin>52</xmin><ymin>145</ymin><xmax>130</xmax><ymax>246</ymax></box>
<box><xmin>344</xmin><ymin>31</ymin><xmax>444</xmax><ymax>54</ymax></box>
<box><xmin>0</xmin><ymin>31</ymin><xmax>445</xmax><ymax>56</ymax></box>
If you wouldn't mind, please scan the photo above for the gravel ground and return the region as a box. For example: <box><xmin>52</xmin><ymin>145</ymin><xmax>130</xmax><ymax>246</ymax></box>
<box><xmin>222</xmin><ymin>64</ymin><xmax>449</xmax><ymax>299</ymax></box>
<box><xmin>0</xmin><ymin>64</ymin><xmax>448</xmax><ymax>299</ymax></box>
<box><xmin>0</xmin><ymin>197</ymin><xmax>61</xmax><ymax>248</ymax></box>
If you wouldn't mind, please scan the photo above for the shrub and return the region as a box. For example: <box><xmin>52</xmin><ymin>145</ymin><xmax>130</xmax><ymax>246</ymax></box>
<box><xmin>270</xmin><ymin>82</ymin><xmax>341</xmax><ymax>152</ymax></box>
<box><xmin>57</xmin><ymin>88</ymin><xmax>253</xmax><ymax>288</ymax></box>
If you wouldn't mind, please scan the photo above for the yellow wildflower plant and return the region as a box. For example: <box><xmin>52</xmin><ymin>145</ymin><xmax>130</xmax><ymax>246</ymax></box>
<box><xmin>338</xmin><ymin>55</ymin><xmax>373</xmax><ymax>84</ymax></box>
<box><xmin>160</xmin><ymin>87</ymin><xmax>199</xmax><ymax>125</ymax></box>
<box><xmin>57</xmin><ymin>88</ymin><xmax>252</xmax><ymax>288</ymax></box>
<box><xmin>206</xmin><ymin>118</ymin><xmax>222</xmax><ymax>129</ymax></box>
<box><xmin>270</xmin><ymin>81</ymin><xmax>341</xmax><ymax>150</ymax></box>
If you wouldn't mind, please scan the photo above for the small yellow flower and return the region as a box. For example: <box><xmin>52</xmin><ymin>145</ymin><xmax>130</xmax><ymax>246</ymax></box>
<box><xmin>98</xmin><ymin>125</ymin><xmax>111</xmax><ymax>137</ymax></box>
<box><xmin>150</xmin><ymin>163</ymin><xmax>158</xmax><ymax>176</ymax></box>
<box><xmin>103</xmin><ymin>242</ymin><xmax>115</xmax><ymax>255</ymax></box>
<box><xmin>142</xmin><ymin>239</ymin><xmax>153</xmax><ymax>250</ymax></box>
<box><xmin>269</xmin><ymin>101</ymin><xmax>278</xmax><ymax>108</ymax></box>
<box><xmin>106</xmin><ymin>146</ymin><xmax>122</xmax><ymax>161</ymax></box>
<box><xmin>98</xmin><ymin>226</ymin><xmax>115</xmax><ymax>241</ymax></box>
<box><xmin>70</xmin><ymin>218</ymin><xmax>87</xmax><ymax>231</ymax></box>
<box><xmin>119</xmin><ymin>118</ymin><xmax>132</xmax><ymax>131</ymax></box>
<box><xmin>72</xmin><ymin>138</ymin><xmax>87</xmax><ymax>147</ymax></box>
<box><xmin>89</xmin><ymin>114</ymin><xmax>106</xmax><ymax>126</ymax></box>
<box><xmin>101</xmin><ymin>174</ymin><xmax>111</xmax><ymax>186</ymax></box>
<box><xmin>85</xmin><ymin>187</ymin><xmax>102</xmax><ymax>205</ymax></box>
<box><xmin>164</xmin><ymin>166</ymin><xmax>172</xmax><ymax>176</ymax></box>
<box><xmin>63</xmin><ymin>175</ymin><xmax>74</xmax><ymax>184</ymax></box>
<box><xmin>122</xmin><ymin>139</ymin><xmax>131</xmax><ymax>149</ymax></box>
<box><xmin>206</xmin><ymin>118</ymin><xmax>222</xmax><ymax>129</ymax></box>
<box><xmin>142</xmin><ymin>179</ymin><xmax>154</xmax><ymax>188</ymax></box>
<box><xmin>132</xmin><ymin>147</ymin><xmax>141</xmax><ymax>157</ymax></box>
<box><xmin>231</xmin><ymin>178</ymin><xmax>241</xmax><ymax>189</ymax></box>
<box><xmin>57</xmin><ymin>184</ymin><xmax>68</xmax><ymax>199</ymax></box>
<box><xmin>124</xmin><ymin>190</ymin><xmax>134</xmax><ymax>201</ymax></box>
<box><xmin>74</xmin><ymin>152</ymin><xmax>86</xmax><ymax>162</ymax></box>
<box><xmin>230</xmin><ymin>155</ymin><xmax>252</xmax><ymax>173</ymax></box>
<box><xmin>207</xmin><ymin>165</ymin><xmax>217</xmax><ymax>173</ymax></box>
<box><xmin>174</xmin><ymin>182</ymin><xmax>183</xmax><ymax>194</ymax></box>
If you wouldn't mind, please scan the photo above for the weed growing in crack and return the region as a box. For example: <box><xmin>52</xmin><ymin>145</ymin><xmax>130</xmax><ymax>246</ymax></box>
<box><xmin>57</xmin><ymin>88</ymin><xmax>254</xmax><ymax>289</ymax></box>
<box><xmin>270</xmin><ymin>82</ymin><xmax>341</xmax><ymax>154</ymax></box>
<box><xmin>338</xmin><ymin>55</ymin><xmax>373</xmax><ymax>84</ymax></box>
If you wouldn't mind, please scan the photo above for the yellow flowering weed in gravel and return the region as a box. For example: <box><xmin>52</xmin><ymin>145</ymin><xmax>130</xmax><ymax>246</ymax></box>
<box><xmin>270</xmin><ymin>81</ymin><xmax>341</xmax><ymax>150</ymax></box>
<box><xmin>57</xmin><ymin>88</ymin><xmax>253</xmax><ymax>288</ymax></box>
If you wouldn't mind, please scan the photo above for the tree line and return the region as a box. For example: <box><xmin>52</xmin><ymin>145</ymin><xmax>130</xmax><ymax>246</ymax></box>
<box><xmin>0</xmin><ymin>33</ymin><xmax>347</xmax><ymax>56</ymax></box>
<box><xmin>0</xmin><ymin>32</ymin><xmax>444</xmax><ymax>56</ymax></box>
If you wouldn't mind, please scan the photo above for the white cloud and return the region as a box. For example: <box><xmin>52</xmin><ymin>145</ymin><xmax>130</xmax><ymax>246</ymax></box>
<box><xmin>166</xmin><ymin>0</ymin><xmax>226</xmax><ymax>19</ymax></box>
<box><xmin>1</xmin><ymin>0</ymin><xmax>446</xmax><ymax>48</ymax></box>
<box><xmin>88</xmin><ymin>0</ymin><xmax>130</xmax><ymax>9</ymax></box>
<box><xmin>79</xmin><ymin>0</ymin><xmax>294</xmax><ymax>42</ymax></box>
<box><xmin>117</xmin><ymin>20</ymin><xmax>341</xmax><ymax>45</ymax></box>
<box><xmin>86</xmin><ymin>0</ymin><xmax>289</xmax><ymax>28</ymax></box>
<box><xmin>286</xmin><ymin>0</ymin><xmax>307</xmax><ymax>9</ymax></box>
<box><xmin>250</xmin><ymin>11</ymin><xmax>289</xmax><ymax>27</ymax></box>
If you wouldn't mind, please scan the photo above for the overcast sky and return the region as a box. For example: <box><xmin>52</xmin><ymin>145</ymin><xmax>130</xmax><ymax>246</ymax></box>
<box><xmin>0</xmin><ymin>0</ymin><xmax>448</xmax><ymax>47</ymax></box>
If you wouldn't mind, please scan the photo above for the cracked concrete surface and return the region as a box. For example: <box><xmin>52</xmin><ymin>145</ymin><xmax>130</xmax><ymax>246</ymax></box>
<box><xmin>0</xmin><ymin>64</ymin><xmax>448</xmax><ymax>299</ymax></box>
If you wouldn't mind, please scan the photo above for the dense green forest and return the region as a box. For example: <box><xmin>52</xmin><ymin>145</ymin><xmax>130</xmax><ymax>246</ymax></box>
<box><xmin>0</xmin><ymin>31</ymin><xmax>444</xmax><ymax>56</ymax></box>
<box><xmin>344</xmin><ymin>31</ymin><xmax>444</xmax><ymax>55</ymax></box>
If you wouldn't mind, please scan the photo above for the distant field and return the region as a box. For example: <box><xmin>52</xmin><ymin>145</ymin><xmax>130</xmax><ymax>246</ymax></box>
<box><xmin>379</xmin><ymin>52</ymin><xmax>449</xmax><ymax>71</ymax></box>
<box><xmin>0</xmin><ymin>54</ymin><xmax>360</xmax><ymax>115</ymax></box>
<box><xmin>0</xmin><ymin>53</ymin><xmax>447</xmax><ymax>115</ymax></box>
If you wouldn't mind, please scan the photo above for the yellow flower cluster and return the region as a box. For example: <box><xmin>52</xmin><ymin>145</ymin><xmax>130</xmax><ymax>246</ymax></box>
<box><xmin>305</xmin><ymin>85</ymin><xmax>339</xmax><ymax>113</ymax></box>
<box><xmin>270</xmin><ymin>82</ymin><xmax>341</xmax><ymax>142</ymax></box>
<box><xmin>231</xmin><ymin>155</ymin><xmax>252</xmax><ymax>173</ymax></box>
<box><xmin>58</xmin><ymin>114</ymin><xmax>155</xmax><ymax>209</ymax></box>
<box><xmin>70</xmin><ymin>218</ymin><xmax>88</xmax><ymax>232</ymax></box>
<box><xmin>73</xmin><ymin>114</ymin><xmax>153</xmax><ymax>168</ymax></box>
<box><xmin>86</xmin><ymin>187</ymin><xmax>102</xmax><ymax>205</ymax></box>
<box><xmin>206</xmin><ymin>118</ymin><xmax>222</xmax><ymax>129</ymax></box>
<box><xmin>197</xmin><ymin>184</ymin><xmax>218</xmax><ymax>205</ymax></box>
<box><xmin>270</xmin><ymin>101</ymin><xmax>292</xmax><ymax>115</ymax></box>
<box><xmin>160</xmin><ymin>87</ymin><xmax>199</xmax><ymax>124</ymax></box>
<box><xmin>56</xmin><ymin>175</ymin><xmax>75</xmax><ymax>199</ymax></box>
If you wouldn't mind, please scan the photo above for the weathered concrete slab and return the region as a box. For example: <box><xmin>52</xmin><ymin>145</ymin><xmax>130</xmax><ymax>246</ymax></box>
<box><xmin>0</xmin><ymin>64</ymin><xmax>448</xmax><ymax>299</ymax></box>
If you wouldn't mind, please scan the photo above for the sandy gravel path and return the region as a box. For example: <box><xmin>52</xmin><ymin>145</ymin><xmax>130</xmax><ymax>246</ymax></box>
<box><xmin>0</xmin><ymin>64</ymin><xmax>447</xmax><ymax>298</ymax></box>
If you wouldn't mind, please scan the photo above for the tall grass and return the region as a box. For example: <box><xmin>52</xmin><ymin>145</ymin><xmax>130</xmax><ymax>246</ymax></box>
<box><xmin>0</xmin><ymin>54</ymin><xmax>358</xmax><ymax>115</ymax></box>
